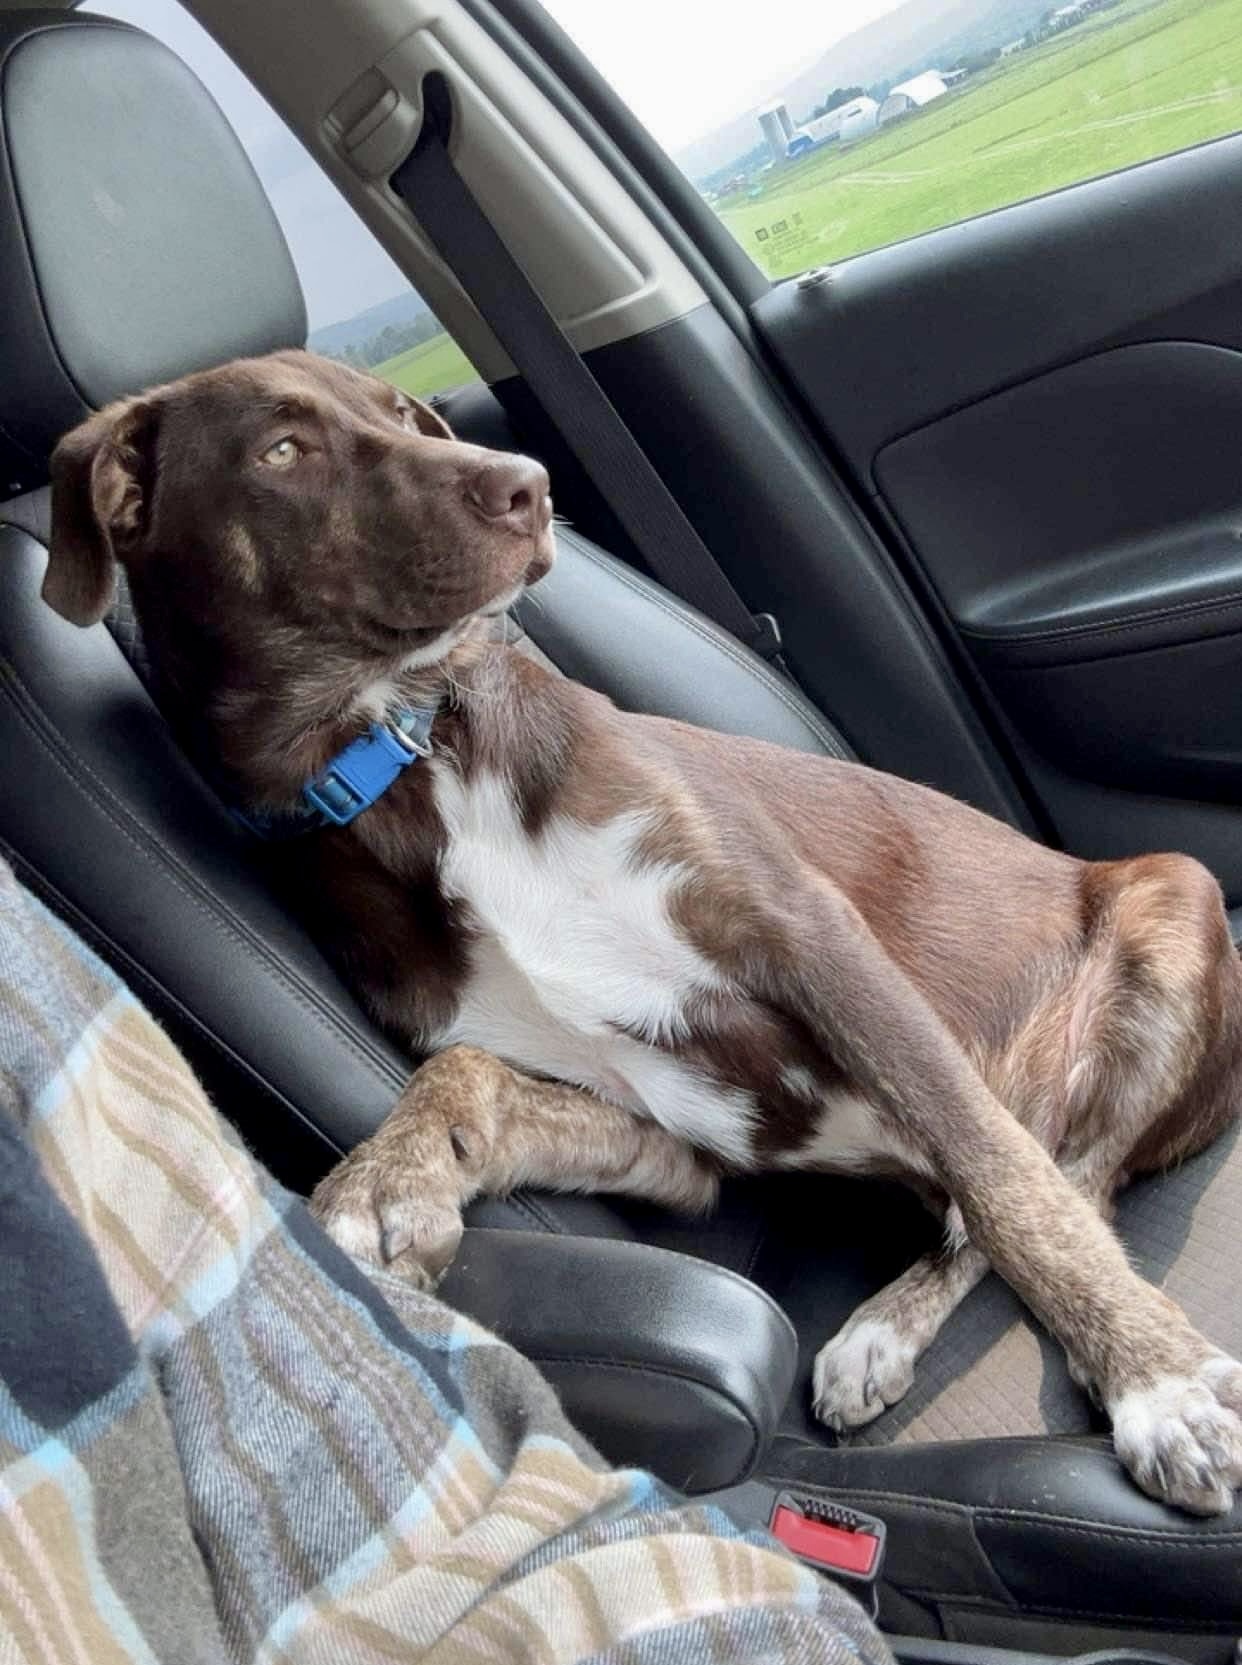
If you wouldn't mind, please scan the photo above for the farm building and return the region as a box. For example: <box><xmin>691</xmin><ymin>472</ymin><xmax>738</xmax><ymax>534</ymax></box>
<box><xmin>878</xmin><ymin>70</ymin><xmax>949</xmax><ymax>124</ymax></box>
<box><xmin>787</xmin><ymin>96</ymin><xmax>879</xmax><ymax>155</ymax></box>
<box><xmin>757</xmin><ymin>99</ymin><xmax>796</xmax><ymax>162</ymax></box>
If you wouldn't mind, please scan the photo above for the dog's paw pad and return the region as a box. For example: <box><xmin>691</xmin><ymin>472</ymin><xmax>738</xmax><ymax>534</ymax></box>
<box><xmin>812</xmin><ymin>1317</ymin><xmax>917</xmax><ymax>1433</ymax></box>
<box><xmin>1111</xmin><ymin>1355</ymin><xmax>1242</xmax><ymax>1515</ymax></box>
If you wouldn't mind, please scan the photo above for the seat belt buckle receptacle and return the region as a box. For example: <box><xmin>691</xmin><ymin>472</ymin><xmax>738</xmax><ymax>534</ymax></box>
<box><xmin>768</xmin><ymin>1490</ymin><xmax>886</xmax><ymax>1615</ymax></box>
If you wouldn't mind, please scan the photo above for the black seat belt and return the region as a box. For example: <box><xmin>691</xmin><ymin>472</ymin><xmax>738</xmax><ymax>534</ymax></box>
<box><xmin>391</xmin><ymin>72</ymin><xmax>787</xmax><ymax>671</ymax></box>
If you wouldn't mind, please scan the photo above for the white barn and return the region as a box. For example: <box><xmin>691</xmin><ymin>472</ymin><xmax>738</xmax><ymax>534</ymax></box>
<box><xmin>799</xmin><ymin>96</ymin><xmax>880</xmax><ymax>147</ymax></box>
<box><xmin>878</xmin><ymin>71</ymin><xmax>948</xmax><ymax>125</ymax></box>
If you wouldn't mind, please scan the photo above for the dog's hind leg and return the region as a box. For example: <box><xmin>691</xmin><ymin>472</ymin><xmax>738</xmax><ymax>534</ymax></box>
<box><xmin>311</xmin><ymin>1045</ymin><xmax>718</xmax><ymax>1285</ymax></box>
<box><xmin>810</xmin><ymin>1141</ymin><xmax>1153</xmax><ymax>1434</ymax></box>
<box><xmin>692</xmin><ymin>859</ymin><xmax>1242</xmax><ymax>1513</ymax></box>
<box><xmin>809</xmin><ymin>938</ymin><xmax>1133</xmax><ymax>1437</ymax></box>
<box><xmin>812</xmin><ymin>1241</ymin><xmax>989</xmax><ymax>1431</ymax></box>
<box><xmin>811</xmin><ymin>1159</ymin><xmax>1135</xmax><ymax>1432</ymax></box>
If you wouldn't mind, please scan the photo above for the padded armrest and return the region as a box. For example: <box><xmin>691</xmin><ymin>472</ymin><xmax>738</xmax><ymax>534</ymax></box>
<box><xmin>438</xmin><ymin>1228</ymin><xmax>797</xmax><ymax>1494</ymax></box>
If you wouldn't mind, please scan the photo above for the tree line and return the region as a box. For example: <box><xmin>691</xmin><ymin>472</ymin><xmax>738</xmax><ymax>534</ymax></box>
<box><xmin>328</xmin><ymin>311</ymin><xmax>444</xmax><ymax>372</ymax></box>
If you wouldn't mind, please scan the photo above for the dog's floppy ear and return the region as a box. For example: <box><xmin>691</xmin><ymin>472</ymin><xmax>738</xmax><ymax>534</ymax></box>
<box><xmin>44</xmin><ymin>397</ymin><xmax>162</xmax><ymax>627</ymax></box>
<box><xmin>407</xmin><ymin>395</ymin><xmax>454</xmax><ymax>442</ymax></box>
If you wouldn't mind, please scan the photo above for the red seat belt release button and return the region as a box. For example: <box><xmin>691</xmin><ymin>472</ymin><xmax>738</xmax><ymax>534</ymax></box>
<box><xmin>771</xmin><ymin>1506</ymin><xmax>879</xmax><ymax>1574</ymax></box>
<box><xmin>768</xmin><ymin>1491</ymin><xmax>886</xmax><ymax>1611</ymax></box>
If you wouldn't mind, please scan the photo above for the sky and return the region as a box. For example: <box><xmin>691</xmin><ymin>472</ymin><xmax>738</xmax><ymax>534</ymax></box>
<box><xmin>543</xmin><ymin>0</ymin><xmax>902</xmax><ymax>152</ymax></box>
<box><xmin>97</xmin><ymin>0</ymin><xmax>896</xmax><ymax>330</ymax></box>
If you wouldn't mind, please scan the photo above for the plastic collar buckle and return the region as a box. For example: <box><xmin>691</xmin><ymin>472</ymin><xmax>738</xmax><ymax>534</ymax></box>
<box><xmin>233</xmin><ymin>704</ymin><xmax>438</xmax><ymax>839</ymax></box>
<box><xmin>768</xmin><ymin>1490</ymin><xmax>886</xmax><ymax>1617</ymax></box>
<box><xmin>300</xmin><ymin>714</ymin><xmax>433</xmax><ymax>827</ymax></box>
<box><xmin>302</xmin><ymin>768</ymin><xmax>369</xmax><ymax>826</ymax></box>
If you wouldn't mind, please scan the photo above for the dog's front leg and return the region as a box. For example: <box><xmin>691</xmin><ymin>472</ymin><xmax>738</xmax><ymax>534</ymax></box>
<box><xmin>310</xmin><ymin>1045</ymin><xmax>718</xmax><ymax>1286</ymax></box>
<box><xmin>812</xmin><ymin>1243</ymin><xmax>990</xmax><ymax>1431</ymax></box>
<box><xmin>705</xmin><ymin>878</ymin><xmax>1242</xmax><ymax>1514</ymax></box>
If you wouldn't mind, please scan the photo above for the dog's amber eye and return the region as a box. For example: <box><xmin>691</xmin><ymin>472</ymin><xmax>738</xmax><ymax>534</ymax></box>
<box><xmin>260</xmin><ymin>437</ymin><xmax>300</xmax><ymax>469</ymax></box>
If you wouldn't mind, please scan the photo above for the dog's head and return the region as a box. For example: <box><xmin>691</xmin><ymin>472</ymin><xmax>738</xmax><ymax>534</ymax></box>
<box><xmin>42</xmin><ymin>350</ymin><xmax>555</xmax><ymax>686</ymax></box>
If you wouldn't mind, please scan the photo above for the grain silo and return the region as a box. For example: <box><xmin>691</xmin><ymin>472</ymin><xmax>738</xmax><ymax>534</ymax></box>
<box><xmin>758</xmin><ymin>99</ymin><xmax>795</xmax><ymax>163</ymax></box>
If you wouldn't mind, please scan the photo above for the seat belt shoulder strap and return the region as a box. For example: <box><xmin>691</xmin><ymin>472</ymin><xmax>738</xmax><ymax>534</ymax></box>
<box><xmin>390</xmin><ymin>72</ymin><xmax>784</xmax><ymax>667</ymax></box>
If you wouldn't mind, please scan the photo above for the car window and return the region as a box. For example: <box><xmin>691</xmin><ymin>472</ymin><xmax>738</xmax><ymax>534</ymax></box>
<box><xmin>98</xmin><ymin>0</ymin><xmax>480</xmax><ymax>397</ymax></box>
<box><xmin>545</xmin><ymin>0</ymin><xmax>1242</xmax><ymax>280</ymax></box>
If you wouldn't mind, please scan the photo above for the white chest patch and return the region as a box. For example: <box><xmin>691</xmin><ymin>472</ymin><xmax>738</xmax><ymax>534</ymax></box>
<box><xmin>429</xmin><ymin>766</ymin><xmax>758</xmax><ymax>1164</ymax></box>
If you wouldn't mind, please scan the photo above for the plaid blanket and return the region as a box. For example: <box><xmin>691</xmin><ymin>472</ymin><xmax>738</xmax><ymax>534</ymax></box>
<box><xmin>0</xmin><ymin>857</ymin><xmax>890</xmax><ymax>1664</ymax></box>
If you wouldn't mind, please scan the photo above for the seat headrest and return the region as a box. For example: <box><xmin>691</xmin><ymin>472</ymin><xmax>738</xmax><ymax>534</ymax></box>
<box><xmin>0</xmin><ymin>11</ymin><xmax>307</xmax><ymax>494</ymax></box>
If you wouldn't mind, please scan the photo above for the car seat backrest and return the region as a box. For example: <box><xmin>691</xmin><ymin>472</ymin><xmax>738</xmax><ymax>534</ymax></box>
<box><xmin>0</xmin><ymin>9</ymin><xmax>304</xmax><ymax>499</ymax></box>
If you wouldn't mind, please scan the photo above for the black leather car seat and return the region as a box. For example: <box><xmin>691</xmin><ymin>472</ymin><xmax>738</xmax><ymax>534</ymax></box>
<box><xmin>1</xmin><ymin>13</ymin><xmax>1240</xmax><ymax>1658</ymax></box>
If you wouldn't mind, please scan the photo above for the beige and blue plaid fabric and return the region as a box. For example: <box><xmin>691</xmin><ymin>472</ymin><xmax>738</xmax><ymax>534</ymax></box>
<box><xmin>0</xmin><ymin>858</ymin><xmax>890</xmax><ymax>1664</ymax></box>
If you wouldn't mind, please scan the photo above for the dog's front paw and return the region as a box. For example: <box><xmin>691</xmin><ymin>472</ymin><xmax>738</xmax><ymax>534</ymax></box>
<box><xmin>308</xmin><ymin>1049</ymin><xmax>506</xmax><ymax>1286</ymax></box>
<box><xmin>812</xmin><ymin>1316</ymin><xmax>917</xmax><ymax>1432</ymax></box>
<box><xmin>1110</xmin><ymin>1353</ymin><xmax>1242</xmax><ymax>1516</ymax></box>
<box><xmin>310</xmin><ymin>1158</ymin><xmax>464</xmax><ymax>1289</ymax></box>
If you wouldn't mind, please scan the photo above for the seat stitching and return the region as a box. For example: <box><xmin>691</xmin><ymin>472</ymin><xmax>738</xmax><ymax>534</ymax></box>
<box><xmin>963</xmin><ymin>590</ymin><xmax>1242</xmax><ymax>646</ymax></box>
<box><xmin>553</xmin><ymin>529</ymin><xmax>852</xmax><ymax>761</ymax></box>
<box><xmin>741</xmin><ymin>1225</ymin><xmax>768</xmax><ymax>1283</ymax></box>
<box><xmin>495</xmin><ymin>1193</ymin><xmax>567</xmax><ymax>1232</ymax></box>
<box><xmin>0</xmin><ymin>666</ymin><xmax>408</xmax><ymax>1089</ymax></box>
<box><xmin>975</xmin><ymin>1513</ymin><xmax>1242</xmax><ymax>1546</ymax></box>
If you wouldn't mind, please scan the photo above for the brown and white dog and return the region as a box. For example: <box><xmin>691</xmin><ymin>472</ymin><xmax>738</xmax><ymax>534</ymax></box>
<box><xmin>43</xmin><ymin>350</ymin><xmax>1242</xmax><ymax>1515</ymax></box>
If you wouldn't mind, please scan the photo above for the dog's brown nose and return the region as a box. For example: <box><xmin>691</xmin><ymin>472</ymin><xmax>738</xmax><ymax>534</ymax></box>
<box><xmin>465</xmin><ymin>455</ymin><xmax>551</xmax><ymax>537</ymax></box>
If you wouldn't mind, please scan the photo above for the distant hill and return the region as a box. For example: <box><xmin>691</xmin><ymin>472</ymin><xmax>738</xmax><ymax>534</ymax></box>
<box><xmin>677</xmin><ymin>0</ymin><xmax>1053</xmax><ymax>181</ymax></box>
<box><xmin>309</xmin><ymin>288</ymin><xmax>432</xmax><ymax>357</ymax></box>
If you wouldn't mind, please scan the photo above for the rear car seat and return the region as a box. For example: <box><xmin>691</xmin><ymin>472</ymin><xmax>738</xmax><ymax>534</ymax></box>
<box><xmin>1</xmin><ymin>12</ymin><xmax>1240</xmax><ymax>1655</ymax></box>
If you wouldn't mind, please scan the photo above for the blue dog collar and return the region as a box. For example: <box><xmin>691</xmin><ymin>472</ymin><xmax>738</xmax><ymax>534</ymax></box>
<box><xmin>236</xmin><ymin>704</ymin><xmax>438</xmax><ymax>839</ymax></box>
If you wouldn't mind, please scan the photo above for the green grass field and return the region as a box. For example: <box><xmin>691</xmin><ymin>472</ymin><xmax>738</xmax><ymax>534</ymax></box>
<box><xmin>374</xmin><ymin>330</ymin><xmax>479</xmax><ymax>397</ymax></box>
<box><xmin>718</xmin><ymin>0</ymin><xmax>1242</xmax><ymax>278</ymax></box>
<box><xmin>375</xmin><ymin>0</ymin><xmax>1241</xmax><ymax>389</ymax></box>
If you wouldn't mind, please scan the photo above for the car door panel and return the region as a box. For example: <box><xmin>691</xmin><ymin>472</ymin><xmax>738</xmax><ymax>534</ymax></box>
<box><xmin>752</xmin><ymin>137</ymin><xmax>1242</xmax><ymax>897</ymax></box>
<box><xmin>874</xmin><ymin>344</ymin><xmax>1242</xmax><ymax>645</ymax></box>
<box><xmin>875</xmin><ymin>342</ymin><xmax>1242</xmax><ymax>801</ymax></box>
